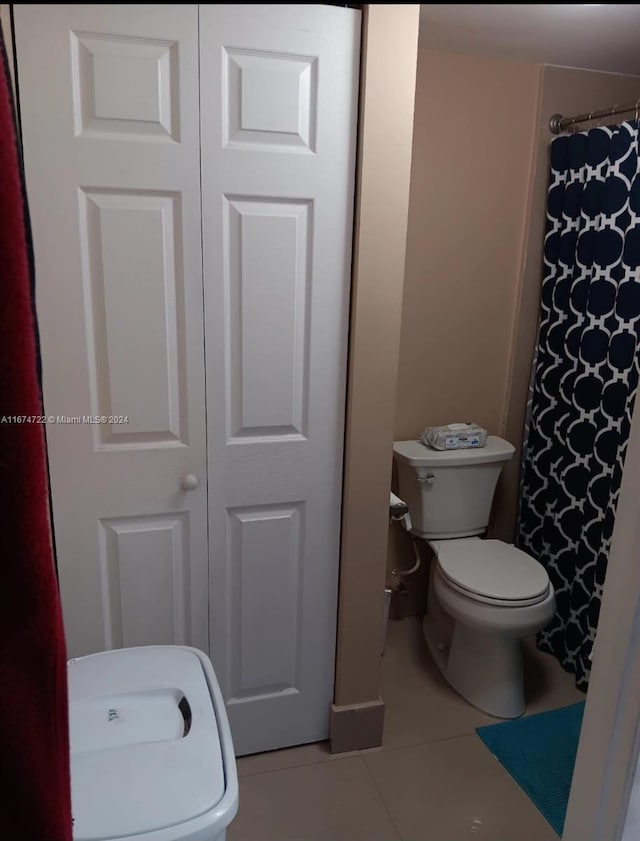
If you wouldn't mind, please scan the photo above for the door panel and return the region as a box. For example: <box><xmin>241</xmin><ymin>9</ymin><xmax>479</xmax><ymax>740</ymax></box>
<box><xmin>99</xmin><ymin>513</ymin><xmax>190</xmax><ymax>649</ymax></box>
<box><xmin>14</xmin><ymin>5</ymin><xmax>207</xmax><ymax>657</ymax></box>
<box><xmin>228</xmin><ymin>503</ymin><xmax>303</xmax><ymax>697</ymax></box>
<box><xmin>201</xmin><ymin>4</ymin><xmax>360</xmax><ymax>754</ymax></box>
<box><xmin>70</xmin><ymin>30</ymin><xmax>179</xmax><ymax>141</ymax></box>
<box><xmin>79</xmin><ymin>189</ymin><xmax>187</xmax><ymax>446</ymax></box>
<box><xmin>225</xmin><ymin>196</ymin><xmax>311</xmax><ymax>438</ymax></box>
<box><xmin>222</xmin><ymin>47</ymin><xmax>317</xmax><ymax>152</ymax></box>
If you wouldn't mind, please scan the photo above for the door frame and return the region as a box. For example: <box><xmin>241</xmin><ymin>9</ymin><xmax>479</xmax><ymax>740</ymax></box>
<box><xmin>562</xmin><ymin>390</ymin><xmax>640</xmax><ymax>839</ymax></box>
<box><xmin>0</xmin><ymin>5</ymin><xmax>15</xmax><ymax>94</ymax></box>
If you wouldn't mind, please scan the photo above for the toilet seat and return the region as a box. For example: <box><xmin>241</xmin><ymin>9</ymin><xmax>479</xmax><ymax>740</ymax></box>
<box><xmin>432</xmin><ymin>538</ymin><xmax>550</xmax><ymax>607</ymax></box>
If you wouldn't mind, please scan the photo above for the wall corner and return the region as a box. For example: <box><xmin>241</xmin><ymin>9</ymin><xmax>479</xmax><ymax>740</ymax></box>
<box><xmin>334</xmin><ymin>4</ymin><xmax>420</xmax><ymax>711</ymax></box>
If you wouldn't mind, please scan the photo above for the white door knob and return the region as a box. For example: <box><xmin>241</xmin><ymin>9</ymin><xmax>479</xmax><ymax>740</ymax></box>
<box><xmin>180</xmin><ymin>473</ymin><xmax>199</xmax><ymax>491</ymax></box>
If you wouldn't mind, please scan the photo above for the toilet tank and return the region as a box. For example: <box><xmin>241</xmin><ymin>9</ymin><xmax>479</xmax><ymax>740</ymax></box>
<box><xmin>392</xmin><ymin>436</ymin><xmax>515</xmax><ymax>539</ymax></box>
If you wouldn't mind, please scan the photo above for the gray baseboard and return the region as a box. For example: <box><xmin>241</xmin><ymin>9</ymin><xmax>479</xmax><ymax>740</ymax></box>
<box><xmin>329</xmin><ymin>698</ymin><xmax>385</xmax><ymax>753</ymax></box>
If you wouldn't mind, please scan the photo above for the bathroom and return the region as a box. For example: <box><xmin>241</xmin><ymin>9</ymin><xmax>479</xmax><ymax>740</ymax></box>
<box><xmin>2</xmin><ymin>4</ymin><xmax>640</xmax><ymax>841</ymax></box>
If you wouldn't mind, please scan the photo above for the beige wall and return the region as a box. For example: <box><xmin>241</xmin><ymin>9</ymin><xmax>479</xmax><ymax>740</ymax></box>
<box><xmin>498</xmin><ymin>64</ymin><xmax>640</xmax><ymax>540</ymax></box>
<box><xmin>390</xmin><ymin>49</ymin><xmax>541</xmax><ymax>583</ymax></box>
<box><xmin>395</xmin><ymin>49</ymin><xmax>541</xmax><ymax>443</ymax></box>
<box><xmin>333</xmin><ymin>4</ymin><xmax>420</xmax><ymax>720</ymax></box>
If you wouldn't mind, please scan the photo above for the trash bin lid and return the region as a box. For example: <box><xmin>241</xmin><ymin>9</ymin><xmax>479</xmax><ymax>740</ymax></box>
<box><xmin>68</xmin><ymin>647</ymin><xmax>225</xmax><ymax>840</ymax></box>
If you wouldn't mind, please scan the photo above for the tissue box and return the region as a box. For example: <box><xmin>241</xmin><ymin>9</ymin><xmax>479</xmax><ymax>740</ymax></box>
<box><xmin>421</xmin><ymin>423</ymin><xmax>488</xmax><ymax>451</ymax></box>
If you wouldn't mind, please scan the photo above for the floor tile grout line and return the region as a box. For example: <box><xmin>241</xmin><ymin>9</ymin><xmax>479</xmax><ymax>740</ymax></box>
<box><xmin>357</xmin><ymin>754</ymin><xmax>405</xmax><ymax>841</ymax></box>
<box><xmin>237</xmin><ymin>750</ymin><xmax>361</xmax><ymax>778</ymax></box>
<box><xmin>238</xmin><ymin>728</ymin><xmax>492</xmax><ymax>779</ymax></box>
<box><xmin>365</xmin><ymin>727</ymin><xmax>490</xmax><ymax>758</ymax></box>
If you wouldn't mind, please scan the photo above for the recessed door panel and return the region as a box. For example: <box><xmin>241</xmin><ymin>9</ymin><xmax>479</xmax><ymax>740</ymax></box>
<box><xmin>225</xmin><ymin>197</ymin><xmax>311</xmax><ymax>440</ymax></box>
<box><xmin>99</xmin><ymin>513</ymin><xmax>189</xmax><ymax>649</ymax></box>
<box><xmin>71</xmin><ymin>31</ymin><xmax>178</xmax><ymax>141</ymax></box>
<box><xmin>79</xmin><ymin>189</ymin><xmax>186</xmax><ymax>447</ymax></box>
<box><xmin>227</xmin><ymin>503</ymin><xmax>304</xmax><ymax>700</ymax></box>
<box><xmin>223</xmin><ymin>47</ymin><xmax>317</xmax><ymax>151</ymax></box>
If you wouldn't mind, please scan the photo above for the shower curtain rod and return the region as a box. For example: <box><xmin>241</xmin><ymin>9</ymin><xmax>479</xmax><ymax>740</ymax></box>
<box><xmin>549</xmin><ymin>100</ymin><xmax>640</xmax><ymax>134</ymax></box>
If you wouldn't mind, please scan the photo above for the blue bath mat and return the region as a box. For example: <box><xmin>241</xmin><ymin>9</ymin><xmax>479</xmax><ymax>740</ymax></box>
<box><xmin>476</xmin><ymin>701</ymin><xmax>585</xmax><ymax>836</ymax></box>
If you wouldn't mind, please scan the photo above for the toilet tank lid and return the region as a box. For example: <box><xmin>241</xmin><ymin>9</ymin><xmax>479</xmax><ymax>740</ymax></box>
<box><xmin>393</xmin><ymin>436</ymin><xmax>515</xmax><ymax>467</ymax></box>
<box><xmin>68</xmin><ymin>646</ymin><xmax>236</xmax><ymax>840</ymax></box>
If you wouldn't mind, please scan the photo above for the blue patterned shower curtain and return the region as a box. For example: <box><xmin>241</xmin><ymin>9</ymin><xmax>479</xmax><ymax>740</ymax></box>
<box><xmin>517</xmin><ymin>120</ymin><xmax>640</xmax><ymax>690</ymax></box>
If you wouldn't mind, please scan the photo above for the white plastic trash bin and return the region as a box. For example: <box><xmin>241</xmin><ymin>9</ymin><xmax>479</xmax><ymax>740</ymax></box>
<box><xmin>68</xmin><ymin>646</ymin><xmax>238</xmax><ymax>841</ymax></box>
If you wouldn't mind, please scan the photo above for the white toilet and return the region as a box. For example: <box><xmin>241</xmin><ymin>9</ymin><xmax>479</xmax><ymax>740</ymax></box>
<box><xmin>393</xmin><ymin>436</ymin><xmax>555</xmax><ymax>719</ymax></box>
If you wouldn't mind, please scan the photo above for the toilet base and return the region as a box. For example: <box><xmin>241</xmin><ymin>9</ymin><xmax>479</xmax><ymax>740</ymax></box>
<box><xmin>423</xmin><ymin>613</ymin><xmax>525</xmax><ymax>719</ymax></box>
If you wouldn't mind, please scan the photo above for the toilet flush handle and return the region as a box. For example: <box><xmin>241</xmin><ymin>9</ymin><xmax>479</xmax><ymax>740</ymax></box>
<box><xmin>418</xmin><ymin>473</ymin><xmax>436</xmax><ymax>485</ymax></box>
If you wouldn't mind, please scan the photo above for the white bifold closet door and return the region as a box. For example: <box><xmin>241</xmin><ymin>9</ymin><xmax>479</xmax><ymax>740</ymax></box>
<box><xmin>13</xmin><ymin>5</ymin><xmax>209</xmax><ymax>658</ymax></box>
<box><xmin>200</xmin><ymin>5</ymin><xmax>360</xmax><ymax>754</ymax></box>
<box><xmin>14</xmin><ymin>3</ymin><xmax>360</xmax><ymax>755</ymax></box>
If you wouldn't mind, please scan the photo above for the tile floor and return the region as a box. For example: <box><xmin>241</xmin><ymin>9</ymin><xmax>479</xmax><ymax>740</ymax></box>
<box><xmin>230</xmin><ymin>616</ymin><xmax>585</xmax><ymax>841</ymax></box>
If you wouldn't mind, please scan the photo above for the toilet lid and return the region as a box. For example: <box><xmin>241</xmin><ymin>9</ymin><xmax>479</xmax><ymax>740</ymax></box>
<box><xmin>434</xmin><ymin>539</ymin><xmax>549</xmax><ymax>604</ymax></box>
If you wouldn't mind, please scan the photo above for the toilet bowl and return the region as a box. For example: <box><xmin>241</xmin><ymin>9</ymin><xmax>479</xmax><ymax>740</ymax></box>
<box><xmin>425</xmin><ymin>538</ymin><xmax>555</xmax><ymax>717</ymax></box>
<box><xmin>393</xmin><ymin>437</ymin><xmax>555</xmax><ymax>719</ymax></box>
